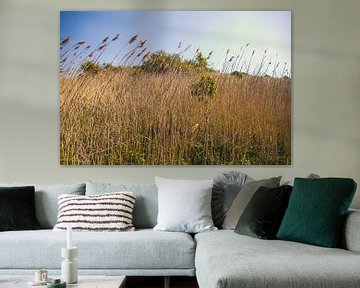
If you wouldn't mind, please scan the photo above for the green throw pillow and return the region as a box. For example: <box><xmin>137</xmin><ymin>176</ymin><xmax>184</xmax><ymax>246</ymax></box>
<box><xmin>277</xmin><ymin>178</ymin><xmax>357</xmax><ymax>247</ymax></box>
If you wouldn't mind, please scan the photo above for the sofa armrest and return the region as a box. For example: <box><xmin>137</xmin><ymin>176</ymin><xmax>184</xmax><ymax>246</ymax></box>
<box><xmin>342</xmin><ymin>209</ymin><xmax>360</xmax><ymax>253</ymax></box>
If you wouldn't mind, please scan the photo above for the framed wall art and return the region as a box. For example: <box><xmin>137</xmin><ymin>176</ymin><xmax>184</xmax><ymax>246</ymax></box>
<box><xmin>60</xmin><ymin>11</ymin><xmax>291</xmax><ymax>165</ymax></box>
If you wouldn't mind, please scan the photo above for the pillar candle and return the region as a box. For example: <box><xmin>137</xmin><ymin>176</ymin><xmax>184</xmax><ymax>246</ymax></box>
<box><xmin>67</xmin><ymin>225</ymin><xmax>72</xmax><ymax>249</ymax></box>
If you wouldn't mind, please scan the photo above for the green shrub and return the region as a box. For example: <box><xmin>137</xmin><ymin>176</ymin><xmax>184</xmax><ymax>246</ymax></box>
<box><xmin>141</xmin><ymin>51</ymin><xmax>212</xmax><ymax>74</ymax></box>
<box><xmin>230</xmin><ymin>71</ymin><xmax>248</xmax><ymax>78</ymax></box>
<box><xmin>141</xmin><ymin>51</ymin><xmax>183</xmax><ymax>74</ymax></box>
<box><xmin>191</xmin><ymin>74</ymin><xmax>217</xmax><ymax>99</ymax></box>
<box><xmin>102</xmin><ymin>63</ymin><xmax>122</xmax><ymax>72</ymax></box>
<box><xmin>194</xmin><ymin>52</ymin><xmax>208</xmax><ymax>71</ymax></box>
<box><xmin>81</xmin><ymin>61</ymin><xmax>101</xmax><ymax>74</ymax></box>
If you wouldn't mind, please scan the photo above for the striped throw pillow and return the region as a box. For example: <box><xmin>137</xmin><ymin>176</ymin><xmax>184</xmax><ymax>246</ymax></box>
<box><xmin>53</xmin><ymin>192</ymin><xmax>136</xmax><ymax>231</ymax></box>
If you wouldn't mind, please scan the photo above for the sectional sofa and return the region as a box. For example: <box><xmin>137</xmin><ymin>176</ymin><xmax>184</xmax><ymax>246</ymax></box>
<box><xmin>0</xmin><ymin>180</ymin><xmax>359</xmax><ymax>288</ymax></box>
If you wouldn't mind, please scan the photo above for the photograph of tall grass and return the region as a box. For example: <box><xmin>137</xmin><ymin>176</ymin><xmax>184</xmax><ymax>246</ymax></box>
<box><xmin>60</xmin><ymin>11</ymin><xmax>291</xmax><ymax>165</ymax></box>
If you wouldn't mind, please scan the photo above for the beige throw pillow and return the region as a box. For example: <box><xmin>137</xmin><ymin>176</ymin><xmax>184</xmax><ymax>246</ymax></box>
<box><xmin>222</xmin><ymin>176</ymin><xmax>281</xmax><ymax>230</ymax></box>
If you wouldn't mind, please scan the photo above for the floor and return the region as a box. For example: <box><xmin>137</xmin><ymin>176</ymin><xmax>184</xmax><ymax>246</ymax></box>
<box><xmin>0</xmin><ymin>276</ymin><xmax>198</xmax><ymax>288</ymax></box>
<box><xmin>126</xmin><ymin>276</ymin><xmax>199</xmax><ymax>288</ymax></box>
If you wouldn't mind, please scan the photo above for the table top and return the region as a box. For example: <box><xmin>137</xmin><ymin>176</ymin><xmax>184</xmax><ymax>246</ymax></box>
<box><xmin>0</xmin><ymin>275</ymin><xmax>126</xmax><ymax>288</ymax></box>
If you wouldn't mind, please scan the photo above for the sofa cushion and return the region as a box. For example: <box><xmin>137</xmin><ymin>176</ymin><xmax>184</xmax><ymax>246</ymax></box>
<box><xmin>154</xmin><ymin>177</ymin><xmax>216</xmax><ymax>233</ymax></box>
<box><xmin>212</xmin><ymin>171</ymin><xmax>250</xmax><ymax>228</ymax></box>
<box><xmin>0</xmin><ymin>186</ymin><xmax>40</xmax><ymax>231</ymax></box>
<box><xmin>86</xmin><ymin>182</ymin><xmax>158</xmax><ymax>229</ymax></box>
<box><xmin>342</xmin><ymin>209</ymin><xmax>360</xmax><ymax>253</ymax></box>
<box><xmin>234</xmin><ymin>185</ymin><xmax>292</xmax><ymax>239</ymax></box>
<box><xmin>195</xmin><ymin>230</ymin><xmax>360</xmax><ymax>288</ymax></box>
<box><xmin>0</xmin><ymin>183</ymin><xmax>85</xmax><ymax>229</ymax></box>
<box><xmin>277</xmin><ymin>178</ymin><xmax>357</xmax><ymax>247</ymax></box>
<box><xmin>53</xmin><ymin>192</ymin><xmax>136</xmax><ymax>232</ymax></box>
<box><xmin>222</xmin><ymin>177</ymin><xmax>281</xmax><ymax>229</ymax></box>
<box><xmin>0</xmin><ymin>229</ymin><xmax>195</xmax><ymax>271</ymax></box>
<box><xmin>282</xmin><ymin>173</ymin><xmax>320</xmax><ymax>186</ymax></box>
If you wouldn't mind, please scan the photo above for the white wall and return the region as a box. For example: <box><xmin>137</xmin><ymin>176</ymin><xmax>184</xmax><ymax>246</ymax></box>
<box><xmin>0</xmin><ymin>0</ymin><xmax>359</xmax><ymax>208</ymax></box>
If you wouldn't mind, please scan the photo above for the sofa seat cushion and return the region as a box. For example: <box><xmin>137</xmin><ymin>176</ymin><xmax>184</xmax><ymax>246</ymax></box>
<box><xmin>195</xmin><ymin>230</ymin><xmax>360</xmax><ymax>288</ymax></box>
<box><xmin>0</xmin><ymin>229</ymin><xmax>195</xmax><ymax>270</ymax></box>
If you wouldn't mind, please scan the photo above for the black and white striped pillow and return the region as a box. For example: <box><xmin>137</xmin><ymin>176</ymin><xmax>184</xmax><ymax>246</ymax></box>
<box><xmin>53</xmin><ymin>192</ymin><xmax>136</xmax><ymax>231</ymax></box>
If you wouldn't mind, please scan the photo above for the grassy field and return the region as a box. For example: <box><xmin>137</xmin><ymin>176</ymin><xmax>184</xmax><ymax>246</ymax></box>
<box><xmin>60</xmin><ymin>69</ymin><xmax>291</xmax><ymax>165</ymax></box>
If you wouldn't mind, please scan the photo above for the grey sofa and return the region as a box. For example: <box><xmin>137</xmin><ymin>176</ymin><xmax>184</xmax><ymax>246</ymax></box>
<box><xmin>195</xmin><ymin>211</ymin><xmax>360</xmax><ymax>288</ymax></box>
<box><xmin>0</xmin><ymin>181</ymin><xmax>359</xmax><ymax>288</ymax></box>
<box><xmin>0</xmin><ymin>181</ymin><xmax>195</xmax><ymax>279</ymax></box>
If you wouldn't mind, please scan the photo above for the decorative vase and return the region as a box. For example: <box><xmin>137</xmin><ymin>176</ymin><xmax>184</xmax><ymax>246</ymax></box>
<box><xmin>61</xmin><ymin>247</ymin><xmax>78</xmax><ymax>284</ymax></box>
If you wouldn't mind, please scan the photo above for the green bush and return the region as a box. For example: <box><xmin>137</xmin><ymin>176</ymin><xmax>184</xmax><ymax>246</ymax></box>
<box><xmin>81</xmin><ymin>61</ymin><xmax>101</xmax><ymax>74</ymax></box>
<box><xmin>193</xmin><ymin>52</ymin><xmax>208</xmax><ymax>71</ymax></box>
<box><xmin>191</xmin><ymin>74</ymin><xmax>217</xmax><ymax>99</ymax></box>
<box><xmin>141</xmin><ymin>51</ymin><xmax>184</xmax><ymax>74</ymax></box>
<box><xmin>141</xmin><ymin>51</ymin><xmax>212</xmax><ymax>74</ymax></box>
<box><xmin>230</xmin><ymin>71</ymin><xmax>248</xmax><ymax>78</ymax></box>
<box><xmin>102</xmin><ymin>63</ymin><xmax>122</xmax><ymax>72</ymax></box>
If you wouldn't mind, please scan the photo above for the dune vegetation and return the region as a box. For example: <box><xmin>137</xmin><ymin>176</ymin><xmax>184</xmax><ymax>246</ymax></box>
<box><xmin>60</xmin><ymin>34</ymin><xmax>291</xmax><ymax>165</ymax></box>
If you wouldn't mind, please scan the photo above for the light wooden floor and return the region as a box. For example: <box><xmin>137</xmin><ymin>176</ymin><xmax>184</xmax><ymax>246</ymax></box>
<box><xmin>126</xmin><ymin>276</ymin><xmax>199</xmax><ymax>288</ymax></box>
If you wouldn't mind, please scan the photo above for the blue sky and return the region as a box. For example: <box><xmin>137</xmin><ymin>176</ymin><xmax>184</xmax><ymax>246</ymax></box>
<box><xmin>60</xmin><ymin>11</ymin><xmax>291</xmax><ymax>74</ymax></box>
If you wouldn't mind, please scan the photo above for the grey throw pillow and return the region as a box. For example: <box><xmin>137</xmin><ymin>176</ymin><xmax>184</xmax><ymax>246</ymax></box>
<box><xmin>222</xmin><ymin>177</ymin><xmax>281</xmax><ymax>230</ymax></box>
<box><xmin>283</xmin><ymin>173</ymin><xmax>320</xmax><ymax>186</ymax></box>
<box><xmin>153</xmin><ymin>177</ymin><xmax>217</xmax><ymax>233</ymax></box>
<box><xmin>212</xmin><ymin>171</ymin><xmax>251</xmax><ymax>228</ymax></box>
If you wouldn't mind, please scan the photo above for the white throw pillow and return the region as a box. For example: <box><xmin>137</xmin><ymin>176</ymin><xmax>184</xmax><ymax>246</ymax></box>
<box><xmin>153</xmin><ymin>177</ymin><xmax>217</xmax><ymax>233</ymax></box>
<box><xmin>53</xmin><ymin>192</ymin><xmax>135</xmax><ymax>231</ymax></box>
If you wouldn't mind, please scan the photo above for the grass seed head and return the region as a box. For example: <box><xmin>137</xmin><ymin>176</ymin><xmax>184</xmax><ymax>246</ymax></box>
<box><xmin>138</xmin><ymin>40</ymin><xmax>147</xmax><ymax>48</ymax></box>
<box><xmin>98</xmin><ymin>44</ymin><xmax>108</xmax><ymax>51</ymax></box>
<box><xmin>61</xmin><ymin>37</ymin><xmax>71</xmax><ymax>46</ymax></box>
<box><xmin>112</xmin><ymin>34</ymin><xmax>120</xmax><ymax>41</ymax></box>
<box><xmin>128</xmin><ymin>35</ymin><xmax>138</xmax><ymax>44</ymax></box>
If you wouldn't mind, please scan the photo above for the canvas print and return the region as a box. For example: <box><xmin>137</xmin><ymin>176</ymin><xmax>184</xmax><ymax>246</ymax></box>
<box><xmin>60</xmin><ymin>11</ymin><xmax>291</xmax><ymax>165</ymax></box>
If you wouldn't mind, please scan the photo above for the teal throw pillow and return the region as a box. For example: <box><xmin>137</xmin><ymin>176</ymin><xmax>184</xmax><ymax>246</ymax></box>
<box><xmin>277</xmin><ymin>178</ymin><xmax>357</xmax><ymax>247</ymax></box>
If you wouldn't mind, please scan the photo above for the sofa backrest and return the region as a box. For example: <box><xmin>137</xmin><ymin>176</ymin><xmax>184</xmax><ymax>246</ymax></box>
<box><xmin>86</xmin><ymin>181</ymin><xmax>158</xmax><ymax>229</ymax></box>
<box><xmin>0</xmin><ymin>183</ymin><xmax>86</xmax><ymax>228</ymax></box>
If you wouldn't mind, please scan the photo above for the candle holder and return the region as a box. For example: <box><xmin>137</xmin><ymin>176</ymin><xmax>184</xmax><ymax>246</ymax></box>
<box><xmin>61</xmin><ymin>247</ymin><xmax>78</xmax><ymax>284</ymax></box>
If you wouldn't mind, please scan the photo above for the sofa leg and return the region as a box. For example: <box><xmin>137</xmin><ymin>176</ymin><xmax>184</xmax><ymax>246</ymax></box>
<box><xmin>164</xmin><ymin>276</ymin><xmax>170</xmax><ymax>288</ymax></box>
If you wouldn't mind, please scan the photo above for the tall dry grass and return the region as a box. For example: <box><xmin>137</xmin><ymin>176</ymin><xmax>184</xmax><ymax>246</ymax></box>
<box><xmin>60</xmin><ymin>69</ymin><xmax>291</xmax><ymax>165</ymax></box>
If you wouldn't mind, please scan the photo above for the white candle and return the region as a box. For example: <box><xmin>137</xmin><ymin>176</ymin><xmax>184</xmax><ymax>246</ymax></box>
<box><xmin>67</xmin><ymin>225</ymin><xmax>72</xmax><ymax>249</ymax></box>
